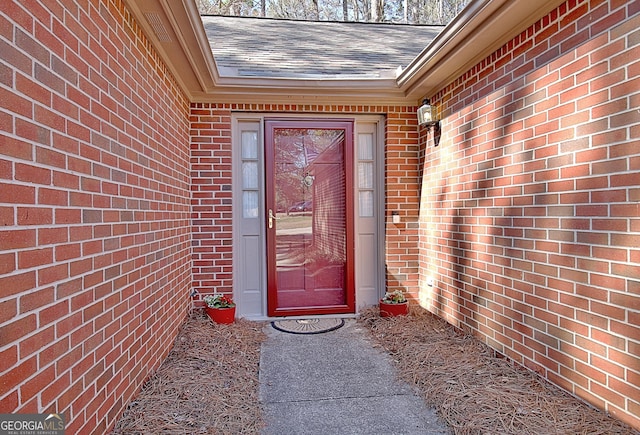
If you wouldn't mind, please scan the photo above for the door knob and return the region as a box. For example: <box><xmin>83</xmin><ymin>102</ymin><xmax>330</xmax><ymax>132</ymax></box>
<box><xmin>268</xmin><ymin>209</ymin><xmax>277</xmax><ymax>229</ymax></box>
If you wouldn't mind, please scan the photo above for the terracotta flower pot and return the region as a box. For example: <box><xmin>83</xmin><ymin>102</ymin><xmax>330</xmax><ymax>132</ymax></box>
<box><xmin>205</xmin><ymin>306</ymin><xmax>236</xmax><ymax>324</ymax></box>
<box><xmin>379</xmin><ymin>301</ymin><xmax>409</xmax><ymax>317</ymax></box>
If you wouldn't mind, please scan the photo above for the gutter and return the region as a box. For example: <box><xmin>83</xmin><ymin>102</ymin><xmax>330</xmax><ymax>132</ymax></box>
<box><xmin>397</xmin><ymin>0</ymin><xmax>567</xmax><ymax>102</ymax></box>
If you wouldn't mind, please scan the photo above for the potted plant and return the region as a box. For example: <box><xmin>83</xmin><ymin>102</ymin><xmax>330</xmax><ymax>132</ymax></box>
<box><xmin>203</xmin><ymin>293</ymin><xmax>236</xmax><ymax>324</ymax></box>
<box><xmin>379</xmin><ymin>289</ymin><xmax>409</xmax><ymax>317</ymax></box>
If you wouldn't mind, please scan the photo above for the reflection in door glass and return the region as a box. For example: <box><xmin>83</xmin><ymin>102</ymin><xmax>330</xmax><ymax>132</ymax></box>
<box><xmin>273</xmin><ymin>128</ymin><xmax>346</xmax><ymax>309</ymax></box>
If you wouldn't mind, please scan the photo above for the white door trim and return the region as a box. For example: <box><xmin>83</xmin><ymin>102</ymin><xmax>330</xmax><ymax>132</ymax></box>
<box><xmin>232</xmin><ymin>114</ymin><xmax>385</xmax><ymax>319</ymax></box>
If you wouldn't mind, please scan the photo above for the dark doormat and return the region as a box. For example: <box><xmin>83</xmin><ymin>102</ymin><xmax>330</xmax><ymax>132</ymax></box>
<box><xmin>271</xmin><ymin>318</ymin><xmax>345</xmax><ymax>334</ymax></box>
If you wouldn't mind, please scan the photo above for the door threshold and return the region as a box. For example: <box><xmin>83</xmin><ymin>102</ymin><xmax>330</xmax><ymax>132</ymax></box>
<box><xmin>244</xmin><ymin>313</ymin><xmax>358</xmax><ymax>322</ymax></box>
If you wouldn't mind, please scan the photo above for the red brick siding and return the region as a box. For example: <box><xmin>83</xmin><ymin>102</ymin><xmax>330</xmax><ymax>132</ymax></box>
<box><xmin>386</xmin><ymin>108</ymin><xmax>422</xmax><ymax>292</ymax></box>
<box><xmin>190</xmin><ymin>105</ymin><xmax>233</xmax><ymax>300</ymax></box>
<box><xmin>189</xmin><ymin>104</ymin><xmax>420</xmax><ymax>301</ymax></box>
<box><xmin>1</xmin><ymin>1</ymin><xmax>192</xmax><ymax>433</ymax></box>
<box><xmin>420</xmin><ymin>0</ymin><xmax>639</xmax><ymax>428</ymax></box>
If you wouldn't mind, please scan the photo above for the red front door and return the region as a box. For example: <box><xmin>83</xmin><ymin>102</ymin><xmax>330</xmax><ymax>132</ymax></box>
<box><xmin>265</xmin><ymin>120</ymin><xmax>355</xmax><ymax>317</ymax></box>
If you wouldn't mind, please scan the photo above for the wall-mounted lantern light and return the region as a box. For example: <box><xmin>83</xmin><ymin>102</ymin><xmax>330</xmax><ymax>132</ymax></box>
<box><xmin>417</xmin><ymin>98</ymin><xmax>439</xmax><ymax>128</ymax></box>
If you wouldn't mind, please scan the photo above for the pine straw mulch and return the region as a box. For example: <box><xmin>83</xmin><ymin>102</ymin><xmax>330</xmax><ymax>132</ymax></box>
<box><xmin>111</xmin><ymin>307</ymin><xmax>638</xmax><ymax>435</ymax></box>
<box><xmin>358</xmin><ymin>305</ymin><xmax>638</xmax><ymax>435</ymax></box>
<box><xmin>112</xmin><ymin>310</ymin><xmax>267</xmax><ymax>435</ymax></box>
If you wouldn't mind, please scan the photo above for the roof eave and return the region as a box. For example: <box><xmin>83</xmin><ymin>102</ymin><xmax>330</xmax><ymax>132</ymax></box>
<box><xmin>125</xmin><ymin>0</ymin><xmax>566</xmax><ymax>106</ymax></box>
<box><xmin>124</xmin><ymin>0</ymin><xmax>413</xmax><ymax>104</ymax></box>
<box><xmin>397</xmin><ymin>0</ymin><xmax>568</xmax><ymax>102</ymax></box>
<box><xmin>190</xmin><ymin>77</ymin><xmax>409</xmax><ymax>105</ymax></box>
<box><xmin>121</xmin><ymin>0</ymin><xmax>216</xmax><ymax>100</ymax></box>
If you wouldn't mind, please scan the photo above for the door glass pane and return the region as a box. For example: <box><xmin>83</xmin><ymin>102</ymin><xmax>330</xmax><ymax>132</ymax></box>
<box><xmin>358</xmin><ymin>133</ymin><xmax>373</xmax><ymax>160</ymax></box>
<box><xmin>358</xmin><ymin>134</ymin><xmax>373</xmax><ymax>160</ymax></box>
<box><xmin>358</xmin><ymin>162</ymin><xmax>373</xmax><ymax>189</ymax></box>
<box><xmin>241</xmin><ymin>131</ymin><xmax>258</xmax><ymax>159</ymax></box>
<box><xmin>357</xmin><ymin>133</ymin><xmax>375</xmax><ymax>218</ymax></box>
<box><xmin>272</xmin><ymin>128</ymin><xmax>346</xmax><ymax>309</ymax></box>
<box><xmin>359</xmin><ymin>191</ymin><xmax>373</xmax><ymax>217</ymax></box>
<box><xmin>243</xmin><ymin>191</ymin><xmax>258</xmax><ymax>218</ymax></box>
<box><xmin>242</xmin><ymin>162</ymin><xmax>258</xmax><ymax>189</ymax></box>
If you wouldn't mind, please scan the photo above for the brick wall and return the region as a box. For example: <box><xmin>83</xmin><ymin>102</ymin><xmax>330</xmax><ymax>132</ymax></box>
<box><xmin>0</xmin><ymin>1</ymin><xmax>192</xmax><ymax>433</ymax></box>
<box><xmin>386</xmin><ymin>108</ymin><xmax>422</xmax><ymax>292</ymax></box>
<box><xmin>9</xmin><ymin>0</ymin><xmax>637</xmax><ymax>430</ymax></box>
<box><xmin>189</xmin><ymin>104</ymin><xmax>420</xmax><ymax>301</ymax></box>
<box><xmin>190</xmin><ymin>104</ymin><xmax>233</xmax><ymax>301</ymax></box>
<box><xmin>419</xmin><ymin>0</ymin><xmax>640</xmax><ymax>428</ymax></box>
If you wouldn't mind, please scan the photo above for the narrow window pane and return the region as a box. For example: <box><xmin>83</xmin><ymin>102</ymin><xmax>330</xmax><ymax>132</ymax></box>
<box><xmin>358</xmin><ymin>134</ymin><xmax>373</xmax><ymax>160</ymax></box>
<box><xmin>359</xmin><ymin>191</ymin><xmax>373</xmax><ymax>217</ymax></box>
<box><xmin>358</xmin><ymin>162</ymin><xmax>373</xmax><ymax>189</ymax></box>
<box><xmin>243</xmin><ymin>191</ymin><xmax>259</xmax><ymax>218</ymax></box>
<box><xmin>241</xmin><ymin>131</ymin><xmax>258</xmax><ymax>159</ymax></box>
<box><xmin>242</xmin><ymin>162</ymin><xmax>258</xmax><ymax>189</ymax></box>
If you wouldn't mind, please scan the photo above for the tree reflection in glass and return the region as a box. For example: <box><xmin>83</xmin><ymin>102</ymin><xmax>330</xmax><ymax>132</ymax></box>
<box><xmin>272</xmin><ymin>128</ymin><xmax>347</xmax><ymax>308</ymax></box>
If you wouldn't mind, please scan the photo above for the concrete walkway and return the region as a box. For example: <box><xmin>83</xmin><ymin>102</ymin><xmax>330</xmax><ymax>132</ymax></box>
<box><xmin>259</xmin><ymin>319</ymin><xmax>450</xmax><ymax>434</ymax></box>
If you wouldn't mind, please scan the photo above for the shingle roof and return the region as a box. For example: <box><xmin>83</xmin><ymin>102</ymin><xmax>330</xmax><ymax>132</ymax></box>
<box><xmin>201</xmin><ymin>16</ymin><xmax>444</xmax><ymax>79</ymax></box>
